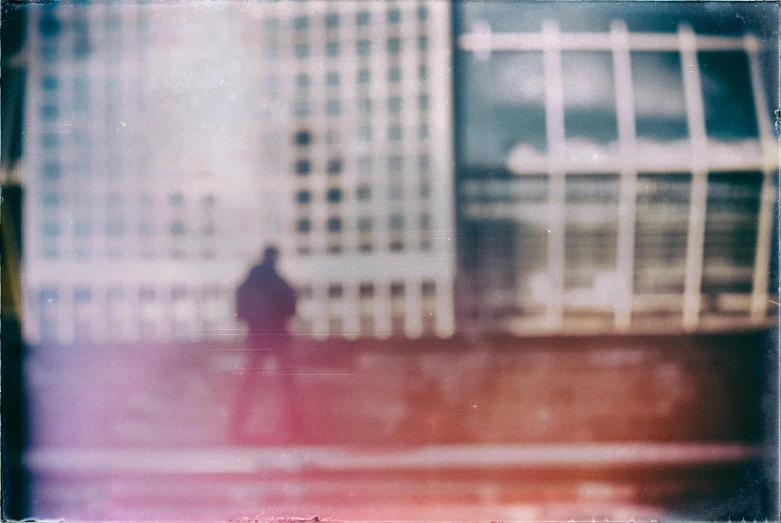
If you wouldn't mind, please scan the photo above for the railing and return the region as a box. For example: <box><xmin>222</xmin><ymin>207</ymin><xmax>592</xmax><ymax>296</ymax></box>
<box><xmin>457</xmin><ymin>21</ymin><xmax>778</xmax><ymax>334</ymax></box>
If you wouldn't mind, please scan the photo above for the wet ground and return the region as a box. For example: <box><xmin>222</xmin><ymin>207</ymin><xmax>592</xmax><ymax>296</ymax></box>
<box><xmin>22</xmin><ymin>332</ymin><xmax>776</xmax><ymax>520</ymax></box>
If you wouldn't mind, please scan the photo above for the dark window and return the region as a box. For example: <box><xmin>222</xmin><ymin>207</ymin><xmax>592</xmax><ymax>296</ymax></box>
<box><xmin>387</xmin><ymin>97</ymin><xmax>402</xmax><ymax>113</ymax></box>
<box><xmin>168</xmin><ymin>221</ymin><xmax>184</xmax><ymax>236</ymax></box>
<box><xmin>358</xmin><ymin>69</ymin><xmax>370</xmax><ymax>84</ymax></box>
<box><xmin>358</xmin><ymin>217</ymin><xmax>373</xmax><ymax>231</ymax></box>
<box><xmin>420</xmin><ymin>213</ymin><xmax>432</xmax><ymax>229</ymax></box>
<box><xmin>389</xmin><ymin>215</ymin><xmax>404</xmax><ymax>230</ymax></box>
<box><xmin>42</xmin><ymin>76</ymin><xmax>58</xmax><ymax>91</ymax></box>
<box><xmin>389</xmin><ymin>155</ymin><xmax>403</xmax><ymax>171</ymax></box>
<box><xmin>39</xmin><ymin>15</ymin><xmax>61</xmax><ymax>37</ymax></box>
<box><xmin>295</xmin><ymin>43</ymin><xmax>310</xmax><ymax>59</ymax></box>
<box><xmin>74</xmin><ymin>222</ymin><xmax>92</xmax><ymax>237</ymax></box>
<box><xmin>296</xmin><ymin>190</ymin><xmax>311</xmax><ymax>204</ymax></box>
<box><xmin>699</xmin><ymin>52</ymin><xmax>759</xmax><ymax>139</ymax></box>
<box><xmin>388</xmin><ymin>125</ymin><xmax>402</xmax><ymax>141</ymax></box>
<box><xmin>327</xmin><ymin>158</ymin><xmax>342</xmax><ymax>174</ymax></box>
<box><xmin>389</xmin><ymin>184</ymin><xmax>403</xmax><ymax>200</ymax></box>
<box><xmin>108</xmin><ymin>219</ymin><xmax>126</xmax><ymax>237</ymax></box>
<box><xmin>296</xmin><ymin>73</ymin><xmax>310</xmax><ymax>88</ymax></box>
<box><xmin>417</xmin><ymin>36</ymin><xmax>428</xmax><ymax>52</ymax></box>
<box><xmin>419</xmin><ymin>94</ymin><xmax>430</xmax><ymax>111</ymax></box>
<box><xmin>41</xmin><ymin>104</ymin><xmax>59</xmax><ymax>121</ymax></box>
<box><xmin>358</xmin><ymin>156</ymin><xmax>372</xmax><ymax>174</ymax></box>
<box><xmin>388</xmin><ymin>67</ymin><xmax>401</xmax><ymax>82</ymax></box>
<box><xmin>357</xmin><ymin>186</ymin><xmax>371</xmax><ymax>201</ymax></box>
<box><xmin>419</xmin><ymin>154</ymin><xmax>430</xmax><ymax>171</ymax></box>
<box><xmin>296</xmin><ymin>160</ymin><xmax>311</xmax><ymax>175</ymax></box>
<box><xmin>326</xmin><ymin>100</ymin><xmax>341</xmax><ymax>115</ymax></box>
<box><xmin>74</xmin><ymin>38</ymin><xmax>90</xmax><ymax>59</ymax></box>
<box><xmin>168</xmin><ymin>193</ymin><xmax>184</xmax><ymax>206</ymax></box>
<box><xmin>41</xmin><ymin>133</ymin><xmax>59</xmax><ymax>148</ymax></box>
<box><xmin>294</xmin><ymin>100</ymin><xmax>310</xmax><ymax>116</ymax></box>
<box><xmin>326</xmin><ymin>72</ymin><xmax>339</xmax><ymax>86</ymax></box>
<box><xmin>418</xmin><ymin>65</ymin><xmax>428</xmax><ymax>80</ymax></box>
<box><xmin>358</xmin><ymin>98</ymin><xmax>372</xmax><ymax>115</ymax></box>
<box><xmin>327</xmin><ymin>188</ymin><xmax>342</xmax><ymax>203</ymax></box>
<box><xmin>327</xmin><ymin>217</ymin><xmax>342</xmax><ymax>232</ymax></box>
<box><xmin>328</xmin><ymin>284</ymin><xmax>343</xmax><ymax>298</ymax></box>
<box><xmin>297</xmin><ymin>219</ymin><xmax>311</xmax><ymax>233</ymax></box>
<box><xmin>417</xmin><ymin>5</ymin><xmax>428</xmax><ymax>21</ymax></box>
<box><xmin>387</xmin><ymin>38</ymin><xmax>401</xmax><ymax>54</ymax></box>
<box><xmin>326</xmin><ymin>42</ymin><xmax>339</xmax><ymax>57</ymax></box>
<box><xmin>325</xmin><ymin>13</ymin><xmax>339</xmax><ymax>29</ymax></box>
<box><xmin>358</xmin><ymin>126</ymin><xmax>372</xmax><ymax>141</ymax></box>
<box><xmin>42</xmin><ymin>162</ymin><xmax>61</xmax><ymax>180</ymax></box>
<box><xmin>356</xmin><ymin>11</ymin><xmax>370</xmax><ymax>25</ymax></box>
<box><xmin>422</xmin><ymin>280</ymin><xmax>436</xmax><ymax>296</ymax></box>
<box><xmin>357</xmin><ymin>40</ymin><xmax>370</xmax><ymax>56</ymax></box>
<box><xmin>418</xmin><ymin>124</ymin><xmax>430</xmax><ymax>139</ymax></box>
<box><xmin>41</xmin><ymin>46</ymin><xmax>57</xmax><ymax>62</ymax></box>
<box><xmin>42</xmin><ymin>193</ymin><xmax>59</xmax><ymax>208</ymax></box>
<box><xmin>294</xmin><ymin>16</ymin><xmax>309</xmax><ymax>30</ymax></box>
<box><xmin>387</xmin><ymin>8</ymin><xmax>401</xmax><ymax>24</ymax></box>
<box><xmin>42</xmin><ymin>221</ymin><xmax>61</xmax><ymax>237</ymax></box>
<box><xmin>360</xmin><ymin>283</ymin><xmax>374</xmax><ymax>298</ymax></box>
<box><xmin>295</xmin><ymin>130</ymin><xmax>311</xmax><ymax>146</ymax></box>
<box><xmin>391</xmin><ymin>281</ymin><xmax>405</xmax><ymax>297</ymax></box>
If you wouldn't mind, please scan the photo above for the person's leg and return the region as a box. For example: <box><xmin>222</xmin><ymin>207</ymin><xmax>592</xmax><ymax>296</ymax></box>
<box><xmin>229</xmin><ymin>335</ymin><xmax>264</xmax><ymax>444</ymax></box>
<box><xmin>274</xmin><ymin>335</ymin><xmax>302</xmax><ymax>443</ymax></box>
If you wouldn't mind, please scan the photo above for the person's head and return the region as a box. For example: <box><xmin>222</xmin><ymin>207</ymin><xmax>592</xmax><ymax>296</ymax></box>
<box><xmin>262</xmin><ymin>245</ymin><xmax>279</xmax><ymax>267</ymax></box>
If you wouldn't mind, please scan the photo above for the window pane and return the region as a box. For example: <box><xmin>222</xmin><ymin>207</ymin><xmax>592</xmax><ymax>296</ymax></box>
<box><xmin>634</xmin><ymin>174</ymin><xmax>691</xmax><ymax>295</ymax></box>
<box><xmin>562</xmin><ymin>52</ymin><xmax>618</xmax><ymax>144</ymax></box>
<box><xmin>698</xmin><ymin>52</ymin><xmax>758</xmax><ymax>140</ymax></box>
<box><xmin>631</xmin><ymin>52</ymin><xmax>688</xmax><ymax>141</ymax></box>
<box><xmin>702</xmin><ymin>172</ymin><xmax>762</xmax><ymax>297</ymax></box>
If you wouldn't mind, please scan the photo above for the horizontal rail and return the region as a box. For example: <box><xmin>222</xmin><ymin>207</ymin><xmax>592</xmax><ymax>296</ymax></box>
<box><xmin>26</xmin><ymin>443</ymin><xmax>765</xmax><ymax>476</ymax></box>
<box><xmin>459</xmin><ymin>30</ymin><xmax>757</xmax><ymax>53</ymax></box>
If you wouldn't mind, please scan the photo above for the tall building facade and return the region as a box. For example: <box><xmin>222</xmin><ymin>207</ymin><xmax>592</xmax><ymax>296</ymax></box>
<box><xmin>22</xmin><ymin>1</ymin><xmax>456</xmax><ymax>345</ymax></box>
<box><xmin>454</xmin><ymin>5</ymin><xmax>778</xmax><ymax>335</ymax></box>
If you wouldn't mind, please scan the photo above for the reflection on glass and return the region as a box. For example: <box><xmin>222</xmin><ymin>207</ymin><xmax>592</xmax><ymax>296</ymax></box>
<box><xmin>631</xmin><ymin>52</ymin><xmax>688</xmax><ymax>141</ymax></box>
<box><xmin>562</xmin><ymin>52</ymin><xmax>618</xmax><ymax>144</ymax></box>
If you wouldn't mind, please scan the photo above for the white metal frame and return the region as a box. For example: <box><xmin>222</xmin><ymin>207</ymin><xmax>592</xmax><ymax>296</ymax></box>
<box><xmin>459</xmin><ymin>20</ymin><xmax>779</xmax><ymax>333</ymax></box>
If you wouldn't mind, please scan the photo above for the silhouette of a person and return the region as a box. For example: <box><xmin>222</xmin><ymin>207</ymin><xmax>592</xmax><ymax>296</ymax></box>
<box><xmin>231</xmin><ymin>246</ymin><xmax>298</xmax><ymax>443</ymax></box>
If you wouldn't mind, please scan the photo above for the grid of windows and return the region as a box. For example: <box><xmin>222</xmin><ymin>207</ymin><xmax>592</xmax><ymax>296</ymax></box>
<box><xmin>25</xmin><ymin>2</ymin><xmax>456</xmax><ymax>343</ymax></box>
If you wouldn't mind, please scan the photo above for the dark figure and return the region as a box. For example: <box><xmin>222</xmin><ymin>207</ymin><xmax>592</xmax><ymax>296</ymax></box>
<box><xmin>231</xmin><ymin>246</ymin><xmax>298</xmax><ymax>444</ymax></box>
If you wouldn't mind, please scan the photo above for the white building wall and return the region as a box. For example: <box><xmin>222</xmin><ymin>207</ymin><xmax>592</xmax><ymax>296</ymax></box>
<box><xmin>22</xmin><ymin>1</ymin><xmax>456</xmax><ymax>345</ymax></box>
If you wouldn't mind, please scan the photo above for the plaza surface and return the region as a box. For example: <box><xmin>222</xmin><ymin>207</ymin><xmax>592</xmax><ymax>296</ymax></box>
<box><xmin>23</xmin><ymin>331</ymin><xmax>774</xmax><ymax>520</ymax></box>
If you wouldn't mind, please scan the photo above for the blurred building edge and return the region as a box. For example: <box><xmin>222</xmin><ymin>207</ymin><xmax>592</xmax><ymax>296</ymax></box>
<box><xmin>0</xmin><ymin>179</ymin><xmax>30</xmax><ymax>520</ymax></box>
<box><xmin>20</xmin><ymin>1</ymin><xmax>455</xmax><ymax>346</ymax></box>
<box><xmin>455</xmin><ymin>18</ymin><xmax>778</xmax><ymax>336</ymax></box>
<box><xmin>1</xmin><ymin>0</ymin><xmax>30</xmax><ymax>517</ymax></box>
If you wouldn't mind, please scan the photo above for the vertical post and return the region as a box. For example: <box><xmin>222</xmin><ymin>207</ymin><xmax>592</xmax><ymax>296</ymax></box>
<box><xmin>1</xmin><ymin>182</ymin><xmax>29</xmax><ymax>519</ymax></box>
<box><xmin>745</xmin><ymin>36</ymin><xmax>776</xmax><ymax>323</ymax></box>
<box><xmin>342</xmin><ymin>280</ymin><xmax>360</xmax><ymax>339</ymax></box>
<box><xmin>374</xmin><ymin>279</ymin><xmax>392</xmax><ymax>339</ymax></box>
<box><xmin>611</xmin><ymin>20</ymin><xmax>639</xmax><ymax>331</ymax></box>
<box><xmin>542</xmin><ymin>20</ymin><xmax>565</xmax><ymax>330</ymax></box>
<box><xmin>405</xmin><ymin>276</ymin><xmax>423</xmax><ymax>339</ymax></box>
<box><xmin>311</xmin><ymin>280</ymin><xmax>329</xmax><ymax>340</ymax></box>
<box><xmin>679</xmin><ymin>24</ymin><xmax>708</xmax><ymax>330</ymax></box>
<box><xmin>430</xmin><ymin>0</ymin><xmax>456</xmax><ymax>337</ymax></box>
